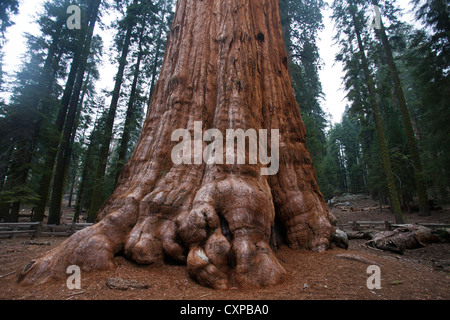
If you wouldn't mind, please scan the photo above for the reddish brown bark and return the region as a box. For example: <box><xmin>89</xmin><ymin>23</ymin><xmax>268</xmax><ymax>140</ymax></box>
<box><xmin>18</xmin><ymin>0</ymin><xmax>335</xmax><ymax>289</ymax></box>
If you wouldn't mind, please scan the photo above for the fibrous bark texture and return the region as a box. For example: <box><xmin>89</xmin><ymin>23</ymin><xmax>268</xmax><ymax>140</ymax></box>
<box><xmin>18</xmin><ymin>0</ymin><xmax>335</xmax><ymax>289</ymax></box>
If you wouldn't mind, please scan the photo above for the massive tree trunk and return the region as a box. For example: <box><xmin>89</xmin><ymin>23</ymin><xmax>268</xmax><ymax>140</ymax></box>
<box><xmin>18</xmin><ymin>0</ymin><xmax>335</xmax><ymax>289</ymax></box>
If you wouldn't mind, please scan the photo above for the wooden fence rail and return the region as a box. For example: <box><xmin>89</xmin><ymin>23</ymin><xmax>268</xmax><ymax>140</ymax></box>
<box><xmin>0</xmin><ymin>223</ymin><xmax>93</xmax><ymax>239</ymax></box>
<box><xmin>338</xmin><ymin>221</ymin><xmax>450</xmax><ymax>232</ymax></box>
<box><xmin>2</xmin><ymin>221</ymin><xmax>448</xmax><ymax>238</ymax></box>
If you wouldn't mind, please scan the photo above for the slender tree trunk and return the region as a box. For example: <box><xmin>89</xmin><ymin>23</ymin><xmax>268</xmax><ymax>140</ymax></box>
<box><xmin>7</xmin><ymin>48</ymin><xmax>63</xmax><ymax>223</ymax></box>
<box><xmin>148</xmin><ymin>1</ymin><xmax>169</xmax><ymax>106</ymax></box>
<box><xmin>33</xmin><ymin>58</ymin><xmax>82</xmax><ymax>222</ymax></box>
<box><xmin>73</xmin><ymin>118</ymin><xmax>99</xmax><ymax>223</ymax></box>
<box><xmin>7</xmin><ymin>139</ymin><xmax>34</xmax><ymax>222</ymax></box>
<box><xmin>352</xmin><ymin>9</ymin><xmax>404</xmax><ymax>223</ymax></box>
<box><xmin>87</xmin><ymin>5</ymin><xmax>136</xmax><ymax>222</ymax></box>
<box><xmin>47</xmin><ymin>0</ymin><xmax>101</xmax><ymax>225</ymax></box>
<box><xmin>68</xmin><ymin>184</ymin><xmax>74</xmax><ymax>208</ymax></box>
<box><xmin>19</xmin><ymin>0</ymin><xmax>335</xmax><ymax>289</ymax></box>
<box><xmin>0</xmin><ymin>202</ymin><xmax>10</xmax><ymax>222</ymax></box>
<box><xmin>0</xmin><ymin>136</ymin><xmax>13</xmax><ymax>222</ymax></box>
<box><xmin>0</xmin><ymin>143</ymin><xmax>12</xmax><ymax>192</ymax></box>
<box><xmin>67</xmin><ymin>72</ymin><xmax>91</xmax><ymax>211</ymax></box>
<box><xmin>372</xmin><ymin>0</ymin><xmax>429</xmax><ymax>216</ymax></box>
<box><xmin>72</xmin><ymin>152</ymin><xmax>88</xmax><ymax>223</ymax></box>
<box><xmin>9</xmin><ymin>202</ymin><xmax>20</xmax><ymax>222</ymax></box>
<box><xmin>115</xmin><ymin>27</ymin><xmax>146</xmax><ymax>184</ymax></box>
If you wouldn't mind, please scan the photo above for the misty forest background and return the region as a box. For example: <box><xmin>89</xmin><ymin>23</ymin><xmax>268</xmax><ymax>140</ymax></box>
<box><xmin>0</xmin><ymin>0</ymin><xmax>448</xmax><ymax>225</ymax></box>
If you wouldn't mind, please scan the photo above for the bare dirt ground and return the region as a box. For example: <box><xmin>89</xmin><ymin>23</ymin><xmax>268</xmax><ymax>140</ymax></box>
<box><xmin>0</xmin><ymin>199</ymin><xmax>449</xmax><ymax>300</ymax></box>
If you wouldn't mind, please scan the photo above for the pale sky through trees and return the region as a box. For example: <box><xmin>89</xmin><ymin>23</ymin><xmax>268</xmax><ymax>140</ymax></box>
<box><xmin>318</xmin><ymin>0</ymin><xmax>417</xmax><ymax>124</ymax></box>
<box><xmin>1</xmin><ymin>0</ymin><xmax>417</xmax><ymax>125</ymax></box>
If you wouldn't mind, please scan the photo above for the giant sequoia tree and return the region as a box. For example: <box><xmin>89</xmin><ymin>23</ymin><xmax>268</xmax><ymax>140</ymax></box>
<box><xmin>18</xmin><ymin>0</ymin><xmax>335</xmax><ymax>289</ymax></box>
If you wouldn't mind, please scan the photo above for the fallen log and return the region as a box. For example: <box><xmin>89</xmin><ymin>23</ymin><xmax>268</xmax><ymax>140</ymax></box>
<box><xmin>331</xmin><ymin>228</ymin><xmax>349</xmax><ymax>249</ymax></box>
<box><xmin>346</xmin><ymin>230</ymin><xmax>378</xmax><ymax>240</ymax></box>
<box><xmin>364</xmin><ymin>225</ymin><xmax>439</xmax><ymax>254</ymax></box>
<box><xmin>106</xmin><ymin>278</ymin><xmax>150</xmax><ymax>291</ymax></box>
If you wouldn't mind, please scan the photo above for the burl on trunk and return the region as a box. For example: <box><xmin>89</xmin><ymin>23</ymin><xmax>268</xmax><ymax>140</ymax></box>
<box><xmin>18</xmin><ymin>0</ymin><xmax>335</xmax><ymax>289</ymax></box>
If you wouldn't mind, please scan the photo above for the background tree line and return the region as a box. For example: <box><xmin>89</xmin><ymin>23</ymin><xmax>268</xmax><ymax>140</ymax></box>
<box><xmin>322</xmin><ymin>0</ymin><xmax>449</xmax><ymax>222</ymax></box>
<box><xmin>0</xmin><ymin>0</ymin><xmax>448</xmax><ymax>225</ymax></box>
<box><xmin>0</xmin><ymin>0</ymin><xmax>175</xmax><ymax>223</ymax></box>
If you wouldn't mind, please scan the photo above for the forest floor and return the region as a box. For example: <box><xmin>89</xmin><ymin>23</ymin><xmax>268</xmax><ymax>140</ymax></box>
<box><xmin>0</xmin><ymin>198</ymin><xmax>449</xmax><ymax>300</ymax></box>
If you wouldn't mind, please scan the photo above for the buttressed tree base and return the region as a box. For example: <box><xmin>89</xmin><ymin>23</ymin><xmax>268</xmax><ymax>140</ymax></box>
<box><xmin>18</xmin><ymin>0</ymin><xmax>335</xmax><ymax>289</ymax></box>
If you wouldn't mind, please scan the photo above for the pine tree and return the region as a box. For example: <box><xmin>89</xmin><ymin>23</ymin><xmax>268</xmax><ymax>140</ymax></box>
<box><xmin>412</xmin><ymin>0</ymin><xmax>450</xmax><ymax>45</ymax></box>
<box><xmin>322</xmin><ymin>123</ymin><xmax>349</xmax><ymax>197</ymax></box>
<box><xmin>114</xmin><ymin>1</ymin><xmax>159</xmax><ymax>184</ymax></box>
<box><xmin>47</xmin><ymin>0</ymin><xmax>102</xmax><ymax>225</ymax></box>
<box><xmin>406</xmin><ymin>0</ymin><xmax>450</xmax><ymax>203</ymax></box>
<box><xmin>0</xmin><ymin>0</ymin><xmax>19</xmax><ymax>93</ymax></box>
<box><xmin>0</xmin><ymin>0</ymin><xmax>76</xmax><ymax>221</ymax></box>
<box><xmin>73</xmin><ymin>99</ymin><xmax>107</xmax><ymax>222</ymax></box>
<box><xmin>370</xmin><ymin>0</ymin><xmax>429</xmax><ymax>215</ymax></box>
<box><xmin>340</xmin><ymin>110</ymin><xmax>366</xmax><ymax>194</ymax></box>
<box><xmin>331</xmin><ymin>0</ymin><xmax>404</xmax><ymax>223</ymax></box>
<box><xmin>279</xmin><ymin>0</ymin><xmax>328</xmax><ymax>192</ymax></box>
<box><xmin>147</xmin><ymin>0</ymin><xmax>174</xmax><ymax>103</ymax></box>
<box><xmin>87</xmin><ymin>0</ymin><xmax>141</xmax><ymax>222</ymax></box>
<box><xmin>0</xmin><ymin>0</ymin><xmax>19</xmax><ymax>47</ymax></box>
